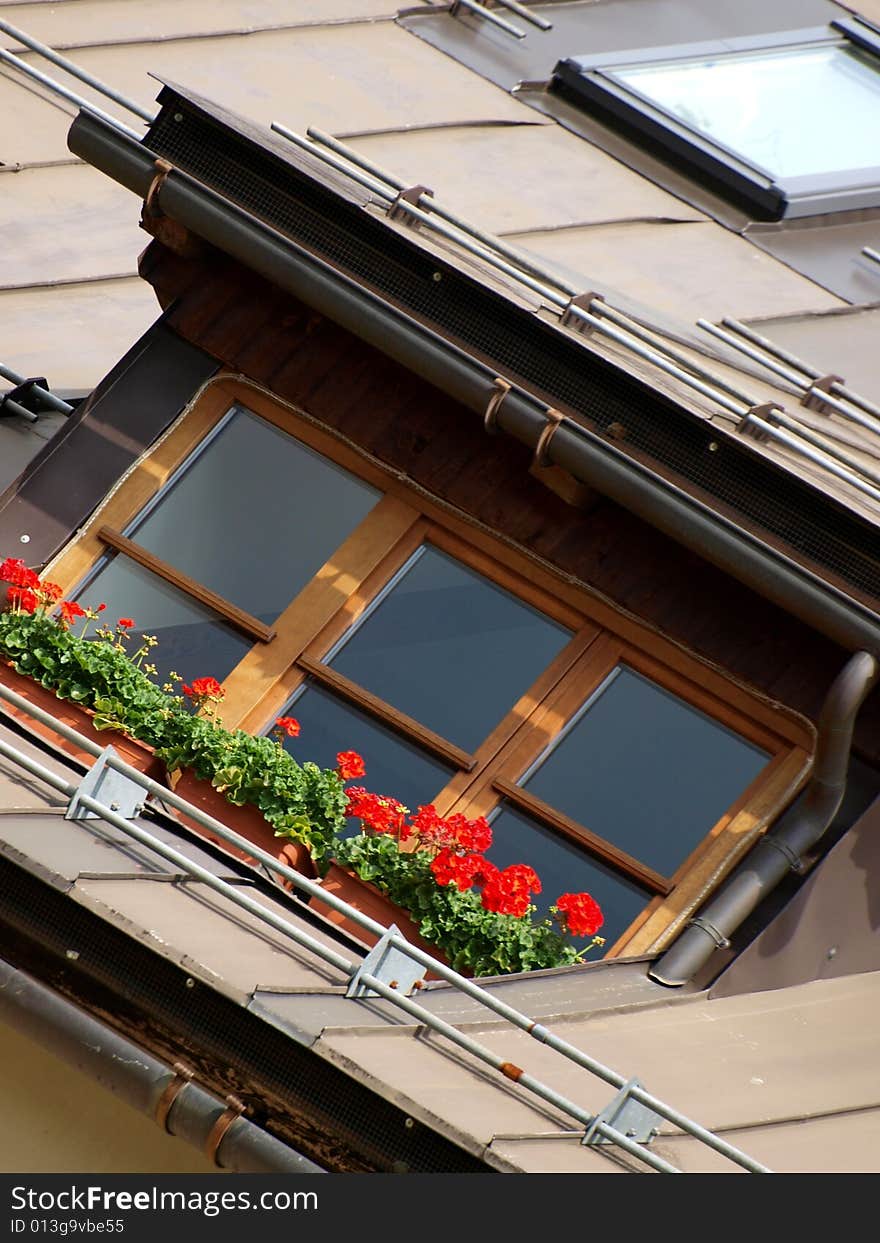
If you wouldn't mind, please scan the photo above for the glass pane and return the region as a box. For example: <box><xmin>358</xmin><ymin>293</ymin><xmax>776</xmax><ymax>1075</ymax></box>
<box><xmin>329</xmin><ymin>547</ymin><xmax>572</xmax><ymax>752</ymax></box>
<box><xmin>618</xmin><ymin>44</ymin><xmax>880</xmax><ymax>179</ymax></box>
<box><xmin>522</xmin><ymin>667</ymin><xmax>769</xmax><ymax>877</ymax></box>
<box><xmin>128</xmin><ymin>405</ymin><xmax>378</xmax><ymax>624</ymax></box>
<box><xmin>76</xmin><ymin>555</ymin><xmax>251</xmax><ymax>686</ymax></box>
<box><xmin>279</xmin><ymin>682</ymin><xmax>453</xmax><ymax>821</ymax></box>
<box><xmin>487</xmin><ymin>806</ymin><xmax>648</xmax><ymax>942</ymax></box>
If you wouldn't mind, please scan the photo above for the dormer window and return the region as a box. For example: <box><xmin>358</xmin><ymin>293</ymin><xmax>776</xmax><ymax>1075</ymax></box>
<box><xmin>553</xmin><ymin>18</ymin><xmax>880</xmax><ymax>219</ymax></box>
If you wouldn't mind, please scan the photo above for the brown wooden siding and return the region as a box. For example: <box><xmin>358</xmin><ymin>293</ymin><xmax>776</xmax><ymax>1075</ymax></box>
<box><xmin>139</xmin><ymin>239</ymin><xmax>880</xmax><ymax>765</ymax></box>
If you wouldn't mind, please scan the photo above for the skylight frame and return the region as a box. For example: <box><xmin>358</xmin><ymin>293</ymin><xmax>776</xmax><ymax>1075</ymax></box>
<box><xmin>553</xmin><ymin>20</ymin><xmax>880</xmax><ymax>220</ymax></box>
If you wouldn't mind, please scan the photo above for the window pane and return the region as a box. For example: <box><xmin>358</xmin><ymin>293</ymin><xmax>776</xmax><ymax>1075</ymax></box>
<box><xmin>522</xmin><ymin>667</ymin><xmax>769</xmax><ymax>877</ymax></box>
<box><xmin>329</xmin><ymin>547</ymin><xmax>572</xmax><ymax>752</ymax></box>
<box><xmin>280</xmin><ymin>682</ymin><xmax>453</xmax><ymax>818</ymax></box>
<box><xmin>76</xmin><ymin>555</ymin><xmax>251</xmax><ymax>685</ymax></box>
<box><xmin>618</xmin><ymin>44</ymin><xmax>880</xmax><ymax>179</ymax></box>
<box><xmin>487</xmin><ymin>806</ymin><xmax>648</xmax><ymax>942</ymax></box>
<box><xmin>128</xmin><ymin>405</ymin><xmax>379</xmax><ymax>623</ymax></box>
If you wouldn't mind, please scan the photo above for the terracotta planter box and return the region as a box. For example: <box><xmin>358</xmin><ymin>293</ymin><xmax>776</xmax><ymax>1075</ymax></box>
<box><xmin>163</xmin><ymin>766</ymin><xmax>317</xmax><ymax>881</ymax></box>
<box><xmin>0</xmin><ymin>660</ymin><xmax>164</xmax><ymax>780</ymax></box>
<box><xmin>311</xmin><ymin>862</ymin><xmax>456</xmax><ymax>976</ymax></box>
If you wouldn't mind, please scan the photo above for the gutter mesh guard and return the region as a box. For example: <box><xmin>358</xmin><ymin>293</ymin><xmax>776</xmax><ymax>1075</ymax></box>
<box><xmin>145</xmin><ymin>95</ymin><xmax>880</xmax><ymax>612</ymax></box>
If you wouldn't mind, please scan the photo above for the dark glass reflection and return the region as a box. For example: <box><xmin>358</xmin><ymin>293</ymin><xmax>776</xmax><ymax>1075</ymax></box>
<box><xmin>128</xmin><ymin>405</ymin><xmax>378</xmax><ymax>623</ymax></box>
<box><xmin>523</xmin><ymin>667</ymin><xmax>769</xmax><ymax>877</ymax></box>
<box><xmin>279</xmin><ymin>682</ymin><xmax>452</xmax><ymax>824</ymax></box>
<box><xmin>329</xmin><ymin>547</ymin><xmax>571</xmax><ymax>752</ymax></box>
<box><xmin>487</xmin><ymin>806</ymin><xmax>648</xmax><ymax>942</ymax></box>
<box><xmin>76</xmin><ymin>555</ymin><xmax>250</xmax><ymax>685</ymax></box>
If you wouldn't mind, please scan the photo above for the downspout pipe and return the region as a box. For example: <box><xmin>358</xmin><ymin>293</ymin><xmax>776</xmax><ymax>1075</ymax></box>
<box><xmin>649</xmin><ymin>650</ymin><xmax>879</xmax><ymax>987</ymax></box>
<box><xmin>0</xmin><ymin>957</ymin><xmax>325</xmax><ymax>1174</ymax></box>
<box><xmin>67</xmin><ymin>111</ymin><xmax>880</xmax><ymax>657</ymax></box>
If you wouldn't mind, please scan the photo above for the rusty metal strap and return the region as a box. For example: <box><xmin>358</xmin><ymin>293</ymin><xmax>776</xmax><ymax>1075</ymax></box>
<box><xmin>154</xmin><ymin>1061</ymin><xmax>194</xmax><ymax>1133</ymax></box>
<box><xmin>483</xmin><ymin>376</ymin><xmax>511</xmax><ymax>434</ymax></box>
<box><xmin>144</xmin><ymin>158</ymin><xmax>174</xmax><ymax>218</ymax></box>
<box><xmin>533</xmin><ymin>408</ymin><xmax>564</xmax><ymax>468</ymax></box>
<box><xmin>205</xmin><ymin>1094</ymin><xmax>246</xmax><ymax>1167</ymax></box>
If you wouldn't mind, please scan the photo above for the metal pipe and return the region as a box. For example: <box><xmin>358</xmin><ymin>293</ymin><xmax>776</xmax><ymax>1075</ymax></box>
<box><xmin>450</xmin><ymin>0</ymin><xmax>526</xmax><ymax>39</ymax></box>
<box><xmin>0</xmin><ymin>682</ymin><xmax>768</xmax><ymax>1171</ymax></box>
<box><xmin>742</xmin><ymin>411</ymin><xmax>880</xmax><ymax>505</ymax></box>
<box><xmin>0</xmin><ymin>45</ymin><xmax>142</xmax><ymax>139</ymax></box>
<box><xmin>863</xmin><ymin>246</ymin><xmax>880</xmax><ymax>266</ymax></box>
<box><xmin>650</xmin><ymin>650</ymin><xmax>879</xmax><ymax>986</ymax></box>
<box><xmin>494</xmin><ymin>0</ymin><xmax>553</xmax><ymax>31</ymax></box>
<box><xmin>721</xmin><ymin>318</ymin><xmax>880</xmax><ymax>428</ymax></box>
<box><xmin>1</xmin><ymin>396</ymin><xmax>38</xmax><ymax>423</ymax></box>
<box><xmin>0</xmin><ymin>363</ymin><xmax>73</xmax><ymax>415</ymax></box>
<box><xmin>0</xmin><ymin>18</ymin><xmax>154</xmax><ymax>121</ymax></box>
<box><xmin>698</xmin><ymin>319</ymin><xmax>807</xmax><ymax>388</ymax></box>
<box><xmin>762</xmin><ymin>407</ymin><xmax>880</xmax><ymax>490</ymax></box>
<box><xmin>0</xmin><ymin>957</ymin><xmax>325</xmax><ymax>1172</ymax></box>
<box><xmin>67</xmin><ymin>112</ymin><xmax>880</xmax><ymax>657</ymax></box>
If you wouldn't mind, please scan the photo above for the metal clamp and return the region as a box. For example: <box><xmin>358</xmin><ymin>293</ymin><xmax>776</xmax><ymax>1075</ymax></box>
<box><xmin>757</xmin><ymin>835</ymin><xmax>805</xmax><ymax>874</ymax></box>
<box><xmin>143</xmin><ymin>158</ymin><xmax>174</xmax><ymax>218</ymax></box>
<box><xmin>802</xmin><ymin>374</ymin><xmax>844</xmax><ymax>412</ymax></box>
<box><xmin>533</xmin><ymin>408</ymin><xmax>564</xmax><ymax>468</ymax></box>
<box><xmin>346</xmin><ymin>926</ymin><xmax>427</xmax><ymax>999</ymax></box>
<box><xmin>561</xmin><ymin>291</ymin><xmax>602</xmax><ymax>332</ymax></box>
<box><xmin>483</xmin><ymin>376</ymin><xmax>511</xmax><ymax>434</ymax></box>
<box><xmin>154</xmin><ymin>1062</ymin><xmax>194</xmax><ymax>1133</ymax></box>
<box><xmin>737</xmin><ymin>402</ymin><xmax>782</xmax><ymax>442</ymax></box>
<box><xmin>65</xmin><ymin>746</ymin><xmax>145</xmax><ymax>822</ymax></box>
<box><xmin>687</xmin><ymin>915</ymin><xmax>731</xmax><ymax>949</ymax></box>
<box><xmin>205</xmin><ymin>1094</ymin><xmax>246</xmax><ymax>1167</ymax></box>
<box><xmin>0</xmin><ymin>376</ymin><xmax>49</xmax><ymax>420</ymax></box>
<box><xmin>388</xmin><ymin>183</ymin><xmax>433</xmax><ymax>224</ymax></box>
<box><xmin>583</xmin><ymin>1078</ymin><xmax>663</xmax><ymax>1147</ymax></box>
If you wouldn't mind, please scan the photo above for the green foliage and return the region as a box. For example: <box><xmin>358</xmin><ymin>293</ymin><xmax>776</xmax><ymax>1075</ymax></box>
<box><xmin>0</xmin><ymin>608</ymin><xmax>347</xmax><ymax>862</ymax></box>
<box><xmin>334</xmin><ymin>833</ymin><xmax>583</xmax><ymax>977</ymax></box>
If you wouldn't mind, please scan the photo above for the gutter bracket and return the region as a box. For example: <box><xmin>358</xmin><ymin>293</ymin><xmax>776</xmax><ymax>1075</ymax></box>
<box><xmin>582</xmin><ymin>1078</ymin><xmax>663</xmax><ymax>1147</ymax></box>
<box><xmin>346</xmin><ymin>926</ymin><xmax>427</xmax><ymax>999</ymax></box>
<box><xmin>802</xmin><ymin>374</ymin><xmax>844</xmax><ymax>413</ymax></box>
<box><xmin>154</xmin><ymin>1061</ymin><xmax>195</xmax><ymax>1133</ymax></box>
<box><xmin>205</xmin><ymin>1094</ymin><xmax>246</xmax><ymax>1167</ymax></box>
<box><xmin>388</xmin><ymin>184</ymin><xmax>433</xmax><ymax>225</ymax></box>
<box><xmin>561</xmin><ymin>292</ymin><xmax>602</xmax><ymax>333</ymax></box>
<box><xmin>687</xmin><ymin>915</ymin><xmax>731</xmax><ymax>949</ymax></box>
<box><xmin>65</xmin><ymin>745</ymin><xmax>145</xmax><ymax>823</ymax></box>
<box><xmin>483</xmin><ymin>376</ymin><xmax>511</xmax><ymax>435</ymax></box>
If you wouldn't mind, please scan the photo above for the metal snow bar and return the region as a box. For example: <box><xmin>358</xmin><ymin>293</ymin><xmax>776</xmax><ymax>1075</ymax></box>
<box><xmin>741</xmin><ymin>409</ymin><xmax>880</xmax><ymax>505</ymax></box>
<box><xmin>0</xmin><ymin>45</ymin><xmax>143</xmax><ymax>139</ymax></box>
<box><xmin>449</xmin><ymin>0</ymin><xmax>527</xmax><ymax>40</ymax></box>
<box><xmin>863</xmin><ymin>246</ymin><xmax>880</xmax><ymax>266</ymax></box>
<box><xmin>277</xmin><ymin>124</ymin><xmax>755</xmax><ymax>419</ymax></box>
<box><xmin>493</xmin><ymin>0</ymin><xmax>553</xmax><ymax>31</ymax></box>
<box><xmin>0</xmin><ymin>363</ymin><xmax>73</xmax><ymax>416</ymax></box>
<box><xmin>0</xmin><ymin>18</ymin><xmax>154</xmax><ymax>122</ymax></box>
<box><xmin>0</xmin><ymin>682</ymin><xmax>769</xmax><ymax>1173</ymax></box>
<box><xmin>701</xmin><ymin>319</ymin><xmax>880</xmax><ymax>436</ymax></box>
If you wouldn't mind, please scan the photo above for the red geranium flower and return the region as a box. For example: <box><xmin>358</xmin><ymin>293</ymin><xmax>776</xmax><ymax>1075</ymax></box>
<box><xmin>40</xmin><ymin>581</ymin><xmax>63</xmax><ymax>603</ymax></box>
<box><xmin>275</xmin><ymin>716</ymin><xmax>301</xmax><ymax>738</ymax></box>
<box><xmin>7</xmin><ymin>586</ymin><xmax>38</xmax><ymax>614</ymax></box>
<box><xmin>59</xmin><ymin>600</ymin><xmax>86</xmax><ymax>626</ymax></box>
<box><xmin>117</xmin><ymin>618</ymin><xmax>135</xmax><ymax>629</ymax></box>
<box><xmin>345</xmin><ymin>787</ymin><xmax>410</xmax><ymax>838</ymax></box>
<box><xmin>555</xmin><ymin>892</ymin><xmax>604</xmax><ymax>938</ymax></box>
<box><xmin>336</xmin><ymin>750</ymin><xmax>366</xmax><ymax>780</ymax></box>
<box><xmin>480</xmin><ymin>864</ymin><xmax>542</xmax><ymax>918</ymax></box>
<box><xmin>0</xmin><ymin>558</ymin><xmax>40</xmax><ymax>589</ymax></box>
<box><xmin>182</xmin><ymin>676</ymin><xmax>225</xmax><ymax>701</ymax></box>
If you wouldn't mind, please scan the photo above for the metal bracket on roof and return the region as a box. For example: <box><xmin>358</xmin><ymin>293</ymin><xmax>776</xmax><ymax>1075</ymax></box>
<box><xmin>583</xmin><ymin>1079</ymin><xmax>663</xmax><ymax>1147</ymax></box>
<box><xmin>346</xmin><ymin>926</ymin><xmax>427</xmax><ymax>999</ymax></box>
<box><xmin>65</xmin><ymin>745</ymin><xmax>145</xmax><ymax>822</ymax></box>
<box><xmin>205</xmin><ymin>1094</ymin><xmax>246</xmax><ymax>1166</ymax></box>
<box><xmin>737</xmin><ymin>402</ymin><xmax>781</xmax><ymax>442</ymax></box>
<box><xmin>533</xmin><ymin>407</ymin><xmax>564</xmax><ymax>468</ymax></box>
<box><xmin>802</xmin><ymin>374</ymin><xmax>845</xmax><ymax>413</ymax></box>
<box><xmin>0</xmin><ymin>376</ymin><xmax>48</xmax><ymax>423</ymax></box>
<box><xmin>483</xmin><ymin>376</ymin><xmax>512</xmax><ymax>435</ymax></box>
<box><xmin>388</xmin><ymin>183</ymin><xmax>433</xmax><ymax>225</ymax></box>
<box><xmin>561</xmin><ymin>292</ymin><xmax>602</xmax><ymax>333</ymax></box>
<box><xmin>154</xmin><ymin>1062</ymin><xmax>195</xmax><ymax>1132</ymax></box>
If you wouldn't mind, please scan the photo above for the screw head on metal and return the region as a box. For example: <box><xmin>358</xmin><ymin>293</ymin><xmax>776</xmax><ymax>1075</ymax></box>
<box><xmin>19</xmin><ymin>534</ymin><xmax>29</xmax><ymax>544</ymax></box>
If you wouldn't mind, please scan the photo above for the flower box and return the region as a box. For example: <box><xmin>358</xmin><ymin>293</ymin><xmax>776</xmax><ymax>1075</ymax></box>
<box><xmin>0</xmin><ymin>660</ymin><xmax>164</xmax><ymax>781</ymax></box>
<box><xmin>163</xmin><ymin>765</ymin><xmax>317</xmax><ymax>879</ymax></box>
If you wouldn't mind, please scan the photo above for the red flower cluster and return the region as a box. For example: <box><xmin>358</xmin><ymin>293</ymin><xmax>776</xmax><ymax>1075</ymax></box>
<box><xmin>7</xmin><ymin>586</ymin><xmax>38</xmax><ymax>614</ymax></box>
<box><xmin>430</xmin><ymin>848</ymin><xmax>498</xmax><ymax>891</ymax></box>
<box><xmin>0</xmin><ymin>558</ymin><xmax>40</xmax><ymax>589</ymax></box>
<box><xmin>117</xmin><ymin>618</ymin><xmax>135</xmax><ymax>629</ymax></box>
<box><xmin>182</xmin><ymin>676</ymin><xmax>225</xmax><ymax>702</ymax></box>
<box><xmin>409</xmin><ymin>804</ymin><xmax>493</xmax><ymax>853</ymax></box>
<box><xmin>481</xmin><ymin>864</ymin><xmax>542</xmax><ymax>918</ymax></box>
<box><xmin>336</xmin><ymin>750</ymin><xmax>366</xmax><ymax>780</ymax></box>
<box><xmin>275</xmin><ymin>716</ymin><xmax>301</xmax><ymax>738</ymax></box>
<box><xmin>345</xmin><ymin>787</ymin><xmax>410</xmax><ymax>838</ymax></box>
<box><xmin>555</xmin><ymin>892</ymin><xmax>604</xmax><ymax>938</ymax></box>
<box><xmin>59</xmin><ymin>600</ymin><xmax>86</xmax><ymax>626</ymax></box>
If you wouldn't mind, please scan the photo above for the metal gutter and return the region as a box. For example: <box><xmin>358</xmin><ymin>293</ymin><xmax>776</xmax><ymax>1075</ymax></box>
<box><xmin>0</xmin><ymin>957</ymin><xmax>325</xmax><ymax>1173</ymax></box>
<box><xmin>650</xmin><ymin>650</ymin><xmax>879</xmax><ymax>986</ymax></box>
<box><xmin>66</xmin><ymin>110</ymin><xmax>880</xmax><ymax>657</ymax></box>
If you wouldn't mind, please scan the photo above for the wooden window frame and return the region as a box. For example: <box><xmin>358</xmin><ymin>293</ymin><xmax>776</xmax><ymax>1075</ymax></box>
<box><xmin>45</xmin><ymin>375</ymin><xmax>815</xmax><ymax>960</ymax></box>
